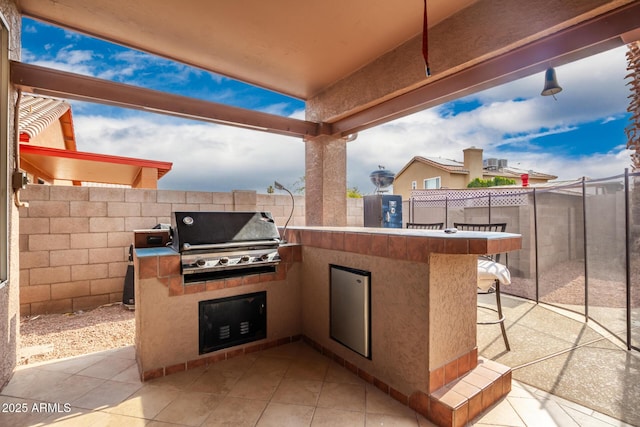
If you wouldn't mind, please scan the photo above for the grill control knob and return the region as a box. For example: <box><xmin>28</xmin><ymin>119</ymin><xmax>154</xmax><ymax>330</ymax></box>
<box><xmin>259</xmin><ymin>253</ymin><xmax>270</xmax><ymax>261</ymax></box>
<box><xmin>218</xmin><ymin>257</ymin><xmax>229</xmax><ymax>265</ymax></box>
<box><xmin>195</xmin><ymin>259</ymin><xmax>206</xmax><ymax>267</ymax></box>
<box><xmin>240</xmin><ymin>255</ymin><xmax>251</xmax><ymax>263</ymax></box>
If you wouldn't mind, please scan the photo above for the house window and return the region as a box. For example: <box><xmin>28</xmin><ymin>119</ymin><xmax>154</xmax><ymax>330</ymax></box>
<box><xmin>423</xmin><ymin>177</ymin><xmax>441</xmax><ymax>189</ymax></box>
<box><xmin>411</xmin><ymin>181</ymin><xmax>417</xmax><ymax>190</ymax></box>
<box><xmin>0</xmin><ymin>18</ymin><xmax>8</xmax><ymax>286</ymax></box>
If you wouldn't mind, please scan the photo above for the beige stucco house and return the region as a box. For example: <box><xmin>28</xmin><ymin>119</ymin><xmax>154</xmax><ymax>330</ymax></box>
<box><xmin>394</xmin><ymin>147</ymin><xmax>557</xmax><ymax>200</ymax></box>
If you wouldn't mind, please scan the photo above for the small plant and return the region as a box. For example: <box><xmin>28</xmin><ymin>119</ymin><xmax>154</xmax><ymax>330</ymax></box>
<box><xmin>493</xmin><ymin>176</ymin><xmax>516</xmax><ymax>186</ymax></box>
<box><xmin>347</xmin><ymin>187</ymin><xmax>363</xmax><ymax>198</ymax></box>
<box><xmin>467</xmin><ymin>176</ymin><xmax>516</xmax><ymax>188</ymax></box>
<box><xmin>292</xmin><ymin>176</ymin><xmax>305</xmax><ymax>194</ymax></box>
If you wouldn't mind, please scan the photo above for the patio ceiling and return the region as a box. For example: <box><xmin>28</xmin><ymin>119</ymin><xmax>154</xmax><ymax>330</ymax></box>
<box><xmin>18</xmin><ymin>0</ymin><xmax>480</xmax><ymax>101</ymax></box>
<box><xmin>14</xmin><ymin>0</ymin><xmax>640</xmax><ymax>137</ymax></box>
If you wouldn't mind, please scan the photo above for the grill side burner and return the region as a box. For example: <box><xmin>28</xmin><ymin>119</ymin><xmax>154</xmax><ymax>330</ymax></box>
<box><xmin>172</xmin><ymin>211</ymin><xmax>282</xmax><ymax>282</ymax></box>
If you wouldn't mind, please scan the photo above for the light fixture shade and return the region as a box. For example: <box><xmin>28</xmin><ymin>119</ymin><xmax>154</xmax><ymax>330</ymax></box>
<box><xmin>541</xmin><ymin>68</ymin><xmax>562</xmax><ymax>96</ymax></box>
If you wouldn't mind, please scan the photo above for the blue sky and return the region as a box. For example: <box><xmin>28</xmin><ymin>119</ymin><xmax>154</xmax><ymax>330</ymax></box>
<box><xmin>22</xmin><ymin>17</ymin><xmax>633</xmax><ymax>193</ymax></box>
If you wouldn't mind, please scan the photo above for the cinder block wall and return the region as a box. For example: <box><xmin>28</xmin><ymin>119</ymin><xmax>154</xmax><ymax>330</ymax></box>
<box><xmin>19</xmin><ymin>185</ymin><xmax>365</xmax><ymax>315</ymax></box>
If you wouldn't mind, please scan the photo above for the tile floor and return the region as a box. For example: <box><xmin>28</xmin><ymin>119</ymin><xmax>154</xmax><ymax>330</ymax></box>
<box><xmin>1</xmin><ymin>340</ymin><xmax>635</xmax><ymax>426</ymax></box>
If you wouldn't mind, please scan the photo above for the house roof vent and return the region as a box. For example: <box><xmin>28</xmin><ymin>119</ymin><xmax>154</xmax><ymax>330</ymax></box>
<box><xmin>498</xmin><ymin>159</ymin><xmax>508</xmax><ymax>169</ymax></box>
<box><xmin>484</xmin><ymin>158</ymin><xmax>498</xmax><ymax>170</ymax></box>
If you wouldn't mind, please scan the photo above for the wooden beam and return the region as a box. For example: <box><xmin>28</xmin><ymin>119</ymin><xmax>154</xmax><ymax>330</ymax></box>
<box><xmin>10</xmin><ymin>61</ymin><xmax>323</xmax><ymax>139</ymax></box>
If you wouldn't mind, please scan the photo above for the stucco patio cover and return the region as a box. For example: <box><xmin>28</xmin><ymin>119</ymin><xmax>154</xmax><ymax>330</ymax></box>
<box><xmin>19</xmin><ymin>144</ymin><xmax>172</xmax><ymax>187</ymax></box>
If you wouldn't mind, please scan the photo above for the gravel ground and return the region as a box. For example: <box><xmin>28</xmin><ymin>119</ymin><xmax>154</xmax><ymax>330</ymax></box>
<box><xmin>19</xmin><ymin>303</ymin><xmax>134</xmax><ymax>365</ymax></box>
<box><xmin>507</xmin><ymin>260</ymin><xmax>640</xmax><ymax>308</ymax></box>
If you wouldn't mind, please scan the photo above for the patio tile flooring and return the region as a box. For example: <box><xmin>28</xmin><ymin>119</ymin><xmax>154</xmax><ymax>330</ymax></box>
<box><xmin>1</xmin><ymin>339</ymin><xmax>633</xmax><ymax>426</ymax></box>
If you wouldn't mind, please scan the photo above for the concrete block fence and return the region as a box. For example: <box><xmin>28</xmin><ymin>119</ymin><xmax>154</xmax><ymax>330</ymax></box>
<box><xmin>19</xmin><ymin>185</ymin><xmax>365</xmax><ymax>315</ymax></box>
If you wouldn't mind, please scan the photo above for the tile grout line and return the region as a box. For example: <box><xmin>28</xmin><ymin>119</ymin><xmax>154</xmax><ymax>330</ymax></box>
<box><xmin>308</xmin><ymin>357</ymin><xmax>329</xmax><ymax>425</ymax></box>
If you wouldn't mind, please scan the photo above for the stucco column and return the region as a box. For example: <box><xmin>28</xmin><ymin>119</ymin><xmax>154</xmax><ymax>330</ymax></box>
<box><xmin>304</xmin><ymin>135</ymin><xmax>347</xmax><ymax>226</ymax></box>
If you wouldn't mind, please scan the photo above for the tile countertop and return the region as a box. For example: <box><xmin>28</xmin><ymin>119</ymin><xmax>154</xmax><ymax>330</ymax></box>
<box><xmin>135</xmin><ymin>246</ymin><xmax>178</xmax><ymax>258</ymax></box>
<box><xmin>133</xmin><ymin>226</ymin><xmax>522</xmax><ymax>259</ymax></box>
<box><xmin>283</xmin><ymin>226</ymin><xmax>521</xmax><ymax>257</ymax></box>
<box><xmin>285</xmin><ymin>225</ymin><xmax>520</xmax><ymax>239</ymax></box>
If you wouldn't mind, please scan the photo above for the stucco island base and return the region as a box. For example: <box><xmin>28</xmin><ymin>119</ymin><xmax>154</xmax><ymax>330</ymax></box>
<box><xmin>133</xmin><ymin>226</ymin><xmax>520</xmax><ymax>427</ymax></box>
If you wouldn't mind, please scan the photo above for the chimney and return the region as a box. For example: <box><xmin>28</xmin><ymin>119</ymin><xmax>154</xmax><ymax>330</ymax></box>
<box><xmin>463</xmin><ymin>146</ymin><xmax>483</xmax><ymax>184</ymax></box>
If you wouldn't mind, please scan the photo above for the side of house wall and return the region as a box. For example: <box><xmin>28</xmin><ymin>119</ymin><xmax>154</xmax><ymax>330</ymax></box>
<box><xmin>394</xmin><ymin>162</ymin><xmax>468</xmax><ymax>201</ymax></box>
<box><xmin>0</xmin><ymin>0</ymin><xmax>20</xmax><ymax>391</ymax></box>
<box><xmin>19</xmin><ymin>185</ymin><xmax>364</xmax><ymax>315</ymax></box>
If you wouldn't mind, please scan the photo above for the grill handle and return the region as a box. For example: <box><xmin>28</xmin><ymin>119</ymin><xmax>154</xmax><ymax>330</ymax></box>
<box><xmin>182</xmin><ymin>239</ymin><xmax>280</xmax><ymax>252</ymax></box>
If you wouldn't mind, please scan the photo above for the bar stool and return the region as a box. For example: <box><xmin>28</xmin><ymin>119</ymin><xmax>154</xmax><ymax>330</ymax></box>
<box><xmin>454</xmin><ymin>222</ymin><xmax>510</xmax><ymax>351</ymax></box>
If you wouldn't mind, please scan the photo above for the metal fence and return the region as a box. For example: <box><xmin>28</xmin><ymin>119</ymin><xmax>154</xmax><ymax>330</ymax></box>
<box><xmin>408</xmin><ymin>169</ymin><xmax>640</xmax><ymax>352</ymax></box>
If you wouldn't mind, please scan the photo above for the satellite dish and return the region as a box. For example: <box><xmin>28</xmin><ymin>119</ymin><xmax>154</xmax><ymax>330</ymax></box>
<box><xmin>370</xmin><ymin>166</ymin><xmax>395</xmax><ymax>193</ymax></box>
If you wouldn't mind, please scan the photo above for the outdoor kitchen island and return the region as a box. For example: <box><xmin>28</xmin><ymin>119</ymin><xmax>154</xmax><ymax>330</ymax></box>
<box><xmin>133</xmin><ymin>225</ymin><xmax>521</xmax><ymax>427</ymax></box>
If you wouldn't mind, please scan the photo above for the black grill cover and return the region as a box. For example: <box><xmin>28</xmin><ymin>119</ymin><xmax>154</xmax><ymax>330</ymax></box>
<box><xmin>172</xmin><ymin>211</ymin><xmax>280</xmax><ymax>250</ymax></box>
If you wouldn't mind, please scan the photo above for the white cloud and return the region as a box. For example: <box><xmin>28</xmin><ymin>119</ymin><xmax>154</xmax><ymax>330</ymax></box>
<box><xmin>29</xmin><ymin>59</ymin><xmax>95</xmax><ymax>77</ymax></box>
<box><xmin>72</xmin><ymin>113</ymin><xmax>305</xmax><ymax>192</ymax></box>
<box><xmin>97</xmin><ymin>65</ymin><xmax>139</xmax><ymax>80</ymax></box>
<box><xmin>61</xmin><ymin>47</ymin><xmax>96</xmax><ymax>65</ymax></box>
<box><xmin>349</xmin><ymin>45</ymin><xmax>634</xmax><ymax>192</ymax></box>
<box><xmin>469</xmin><ymin>47</ymin><xmax>629</xmax><ymax>108</ymax></box>
<box><xmin>26</xmin><ymin>46</ymin><xmax>99</xmax><ymax>77</ymax></box>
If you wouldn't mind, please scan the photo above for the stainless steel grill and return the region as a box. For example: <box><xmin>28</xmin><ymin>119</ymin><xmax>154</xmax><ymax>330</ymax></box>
<box><xmin>172</xmin><ymin>211</ymin><xmax>281</xmax><ymax>281</ymax></box>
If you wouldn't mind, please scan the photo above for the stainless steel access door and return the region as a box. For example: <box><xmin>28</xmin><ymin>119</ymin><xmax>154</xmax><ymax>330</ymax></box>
<box><xmin>330</xmin><ymin>265</ymin><xmax>371</xmax><ymax>358</ymax></box>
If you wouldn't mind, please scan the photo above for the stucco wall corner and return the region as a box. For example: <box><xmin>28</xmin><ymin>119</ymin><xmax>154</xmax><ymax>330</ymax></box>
<box><xmin>0</xmin><ymin>0</ymin><xmax>21</xmax><ymax>392</ymax></box>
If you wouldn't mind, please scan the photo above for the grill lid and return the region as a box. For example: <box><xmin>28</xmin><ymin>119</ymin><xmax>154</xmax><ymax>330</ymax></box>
<box><xmin>172</xmin><ymin>211</ymin><xmax>280</xmax><ymax>252</ymax></box>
